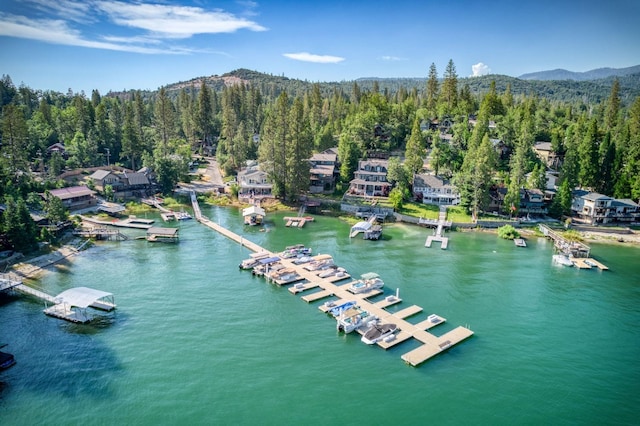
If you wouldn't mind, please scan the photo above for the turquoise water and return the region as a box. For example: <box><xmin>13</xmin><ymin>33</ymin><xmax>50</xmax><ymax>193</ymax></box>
<box><xmin>1</xmin><ymin>206</ymin><xmax>639</xmax><ymax>425</ymax></box>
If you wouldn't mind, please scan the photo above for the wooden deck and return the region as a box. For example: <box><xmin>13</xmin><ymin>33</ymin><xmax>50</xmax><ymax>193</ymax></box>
<box><xmin>572</xmin><ymin>257</ymin><xmax>609</xmax><ymax>270</ymax></box>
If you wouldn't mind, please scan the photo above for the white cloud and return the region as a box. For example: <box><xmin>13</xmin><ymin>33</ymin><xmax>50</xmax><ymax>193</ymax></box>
<box><xmin>25</xmin><ymin>0</ymin><xmax>94</xmax><ymax>23</ymax></box>
<box><xmin>283</xmin><ymin>52</ymin><xmax>345</xmax><ymax>63</ymax></box>
<box><xmin>0</xmin><ymin>1</ymin><xmax>268</xmax><ymax>54</ymax></box>
<box><xmin>96</xmin><ymin>1</ymin><xmax>267</xmax><ymax>38</ymax></box>
<box><xmin>380</xmin><ymin>56</ymin><xmax>406</xmax><ymax>61</ymax></box>
<box><xmin>471</xmin><ymin>62</ymin><xmax>491</xmax><ymax>77</ymax></box>
<box><xmin>0</xmin><ymin>13</ymin><xmax>189</xmax><ymax>54</ymax></box>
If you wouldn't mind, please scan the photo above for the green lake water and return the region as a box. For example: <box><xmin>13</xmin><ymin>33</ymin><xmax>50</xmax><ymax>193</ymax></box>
<box><xmin>1</xmin><ymin>206</ymin><xmax>639</xmax><ymax>425</ymax></box>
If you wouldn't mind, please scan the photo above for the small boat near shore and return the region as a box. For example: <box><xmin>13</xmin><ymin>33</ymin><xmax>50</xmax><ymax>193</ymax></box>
<box><xmin>514</xmin><ymin>238</ymin><xmax>527</xmax><ymax>247</ymax></box>
<box><xmin>553</xmin><ymin>254</ymin><xmax>574</xmax><ymax>267</ymax></box>
<box><xmin>361</xmin><ymin>322</ymin><xmax>398</xmax><ymax>345</ymax></box>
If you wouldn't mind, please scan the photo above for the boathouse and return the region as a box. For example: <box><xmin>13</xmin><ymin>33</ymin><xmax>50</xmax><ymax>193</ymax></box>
<box><xmin>146</xmin><ymin>227</ymin><xmax>179</xmax><ymax>242</ymax></box>
<box><xmin>44</xmin><ymin>286</ymin><xmax>116</xmax><ymax>323</ymax></box>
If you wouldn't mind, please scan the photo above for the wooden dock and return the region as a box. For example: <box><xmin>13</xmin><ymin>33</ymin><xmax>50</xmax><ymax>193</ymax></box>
<box><xmin>571</xmin><ymin>257</ymin><xmax>609</xmax><ymax>270</ymax></box>
<box><xmin>423</xmin><ymin>208</ymin><xmax>451</xmax><ymax>249</ymax></box>
<box><xmin>189</xmin><ymin>194</ymin><xmax>473</xmax><ymax>366</ymax></box>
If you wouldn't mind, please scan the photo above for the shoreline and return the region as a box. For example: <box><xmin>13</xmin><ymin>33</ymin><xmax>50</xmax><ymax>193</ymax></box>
<box><xmin>9</xmin><ymin>244</ymin><xmax>81</xmax><ymax>280</ymax></box>
<box><xmin>8</xmin><ymin>215</ymin><xmax>638</xmax><ymax>281</ymax></box>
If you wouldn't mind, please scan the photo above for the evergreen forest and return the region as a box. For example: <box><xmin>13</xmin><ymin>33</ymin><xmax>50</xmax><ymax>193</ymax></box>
<box><xmin>1</xmin><ymin>61</ymin><xmax>640</xmax><ymax>252</ymax></box>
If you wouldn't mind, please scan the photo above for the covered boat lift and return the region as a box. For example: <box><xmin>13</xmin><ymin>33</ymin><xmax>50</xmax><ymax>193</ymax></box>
<box><xmin>44</xmin><ymin>286</ymin><xmax>116</xmax><ymax>323</ymax></box>
<box><xmin>243</xmin><ymin>205</ymin><xmax>266</xmax><ymax>225</ymax></box>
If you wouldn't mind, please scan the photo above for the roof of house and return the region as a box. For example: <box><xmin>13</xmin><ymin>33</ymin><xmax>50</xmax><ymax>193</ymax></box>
<box><xmin>413</xmin><ymin>174</ymin><xmax>452</xmax><ymax>189</ymax></box>
<box><xmin>358</xmin><ymin>159</ymin><xmax>389</xmax><ymax>168</ymax></box>
<box><xmin>124</xmin><ymin>172</ymin><xmax>149</xmax><ymax>186</ymax></box>
<box><xmin>611</xmin><ymin>199</ymin><xmax>639</xmax><ymax>208</ymax></box>
<box><xmin>310</xmin><ymin>164</ymin><xmax>335</xmax><ymax>176</ymax></box>
<box><xmin>49</xmin><ymin>186</ymin><xmax>96</xmax><ymax>200</ymax></box>
<box><xmin>89</xmin><ymin>169</ymin><xmax>115</xmax><ymax>180</ymax></box>
<box><xmin>582</xmin><ymin>192</ymin><xmax>612</xmax><ymax>201</ymax></box>
<box><xmin>534</xmin><ymin>141</ymin><xmax>553</xmax><ymax>151</ymax></box>
<box><xmin>310</xmin><ymin>153</ymin><xmax>337</xmax><ymax>163</ymax></box>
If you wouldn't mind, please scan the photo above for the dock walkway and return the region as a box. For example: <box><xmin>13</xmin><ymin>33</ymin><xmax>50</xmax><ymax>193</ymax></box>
<box><xmin>191</xmin><ymin>195</ymin><xmax>473</xmax><ymax>366</ymax></box>
<box><xmin>423</xmin><ymin>207</ymin><xmax>451</xmax><ymax>249</ymax></box>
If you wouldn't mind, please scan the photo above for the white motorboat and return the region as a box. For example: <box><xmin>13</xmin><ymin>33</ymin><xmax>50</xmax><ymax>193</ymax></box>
<box><xmin>348</xmin><ymin>272</ymin><xmax>384</xmax><ymax>294</ymax></box>
<box><xmin>361</xmin><ymin>322</ymin><xmax>398</xmax><ymax>345</ymax></box>
<box><xmin>336</xmin><ymin>305</ymin><xmax>377</xmax><ymax>333</ymax></box>
<box><xmin>553</xmin><ymin>254</ymin><xmax>574</xmax><ymax>267</ymax></box>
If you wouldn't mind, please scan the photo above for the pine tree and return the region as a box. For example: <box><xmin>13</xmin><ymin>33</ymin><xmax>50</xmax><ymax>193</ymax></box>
<box><xmin>404</xmin><ymin>118</ymin><xmax>426</xmax><ymax>175</ymax></box>
<box><xmin>425</xmin><ymin>63</ymin><xmax>439</xmax><ymax>114</ymax></box>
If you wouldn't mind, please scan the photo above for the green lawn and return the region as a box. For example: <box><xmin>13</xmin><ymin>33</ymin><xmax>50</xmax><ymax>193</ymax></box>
<box><xmin>445</xmin><ymin>206</ymin><xmax>473</xmax><ymax>223</ymax></box>
<box><xmin>398</xmin><ymin>202</ymin><xmax>439</xmax><ymax>219</ymax></box>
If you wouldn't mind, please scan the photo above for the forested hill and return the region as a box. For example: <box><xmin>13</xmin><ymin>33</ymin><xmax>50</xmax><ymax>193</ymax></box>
<box><xmin>519</xmin><ymin>65</ymin><xmax>640</xmax><ymax>81</ymax></box>
<box><xmin>146</xmin><ymin>68</ymin><xmax>640</xmax><ymax>106</ymax></box>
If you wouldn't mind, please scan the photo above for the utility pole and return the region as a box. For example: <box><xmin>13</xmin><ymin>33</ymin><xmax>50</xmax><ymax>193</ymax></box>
<box><xmin>105</xmin><ymin>148</ymin><xmax>110</xmax><ymax>167</ymax></box>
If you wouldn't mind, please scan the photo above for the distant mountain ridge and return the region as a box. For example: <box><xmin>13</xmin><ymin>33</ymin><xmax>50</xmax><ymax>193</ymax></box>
<box><xmin>123</xmin><ymin>67</ymin><xmax>639</xmax><ymax>106</ymax></box>
<box><xmin>519</xmin><ymin>65</ymin><xmax>640</xmax><ymax>81</ymax></box>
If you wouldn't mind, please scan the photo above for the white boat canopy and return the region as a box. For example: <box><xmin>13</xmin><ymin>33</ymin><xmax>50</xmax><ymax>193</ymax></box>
<box><xmin>55</xmin><ymin>287</ymin><xmax>113</xmax><ymax>308</ymax></box>
<box><xmin>242</xmin><ymin>205</ymin><xmax>266</xmax><ymax>217</ymax></box>
<box><xmin>351</xmin><ymin>221</ymin><xmax>372</xmax><ymax>232</ymax></box>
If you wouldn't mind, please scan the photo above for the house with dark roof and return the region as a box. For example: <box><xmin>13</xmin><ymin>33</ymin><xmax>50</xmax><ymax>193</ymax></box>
<box><xmin>413</xmin><ymin>174</ymin><xmax>460</xmax><ymax>206</ymax></box>
<box><xmin>47</xmin><ymin>186</ymin><xmax>97</xmax><ymax>211</ymax></box>
<box><xmin>309</xmin><ymin>150</ymin><xmax>339</xmax><ymax>194</ymax></box>
<box><xmin>572</xmin><ymin>191</ymin><xmax>639</xmax><ymax>224</ymax></box>
<box><xmin>519</xmin><ymin>188</ymin><xmax>547</xmax><ymax>215</ymax></box>
<box><xmin>347</xmin><ymin>159</ymin><xmax>391</xmax><ymax>197</ymax></box>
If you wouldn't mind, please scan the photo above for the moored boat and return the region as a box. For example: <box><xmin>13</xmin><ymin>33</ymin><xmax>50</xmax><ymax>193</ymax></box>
<box><xmin>348</xmin><ymin>272</ymin><xmax>384</xmax><ymax>294</ymax></box>
<box><xmin>553</xmin><ymin>254</ymin><xmax>574</xmax><ymax>267</ymax></box>
<box><xmin>336</xmin><ymin>305</ymin><xmax>377</xmax><ymax>333</ymax></box>
<box><xmin>361</xmin><ymin>322</ymin><xmax>398</xmax><ymax>345</ymax></box>
<box><xmin>279</xmin><ymin>244</ymin><xmax>312</xmax><ymax>259</ymax></box>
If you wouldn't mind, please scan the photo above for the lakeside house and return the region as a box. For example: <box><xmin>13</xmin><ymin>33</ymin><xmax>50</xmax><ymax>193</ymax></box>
<box><xmin>309</xmin><ymin>149</ymin><xmax>339</xmax><ymax>194</ymax></box>
<box><xmin>237</xmin><ymin>165</ymin><xmax>273</xmax><ymax>203</ymax></box>
<box><xmin>347</xmin><ymin>159</ymin><xmax>391</xmax><ymax>197</ymax></box>
<box><xmin>413</xmin><ymin>173</ymin><xmax>460</xmax><ymax>206</ymax></box>
<box><xmin>88</xmin><ymin>169</ymin><xmax>151</xmax><ymax>199</ymax></box>
<box><xmin>47</xmin><ymin>186</ymin><xmax>97</xmax><ymax>211</ymax></box>
<box><xmin>572</xmin><ymin>190</ymin><xmax>640</xmax><ymax>224</ymax></box>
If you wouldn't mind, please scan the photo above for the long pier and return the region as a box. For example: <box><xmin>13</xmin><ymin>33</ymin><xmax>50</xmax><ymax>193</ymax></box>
<box><xmin>189</xmin><ymin>194</ymin><xmax>473</xmax><ymax>366</ymax></box>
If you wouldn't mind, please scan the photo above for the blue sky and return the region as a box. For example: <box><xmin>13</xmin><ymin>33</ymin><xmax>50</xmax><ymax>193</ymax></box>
<box><xmin>1</xmin><ymin>0</ymin><xmax>638</xmax><ymax>94</ymax></box>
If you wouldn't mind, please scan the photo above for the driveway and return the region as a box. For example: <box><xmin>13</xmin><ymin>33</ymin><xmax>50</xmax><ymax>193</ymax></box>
<box><xmin>180</xmin><ymin>157</ymin><xmax>225</xmax><ymax>194</ymax></box>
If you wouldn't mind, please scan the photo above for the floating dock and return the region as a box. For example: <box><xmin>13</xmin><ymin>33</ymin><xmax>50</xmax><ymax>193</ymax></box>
<box><xmin>189</xmin><ymin>193</ymin><xmax>473</xmax><ymax>367</ymax></box>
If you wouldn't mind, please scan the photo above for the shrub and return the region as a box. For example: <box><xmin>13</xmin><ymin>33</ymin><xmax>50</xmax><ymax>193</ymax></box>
<box><xmin>498</xmin><ymin>224</ymin><xmax>520</xmax><ymax>240</ymax></box>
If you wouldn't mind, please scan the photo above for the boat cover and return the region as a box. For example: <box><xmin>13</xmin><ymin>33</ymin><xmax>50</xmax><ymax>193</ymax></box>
<box><xmin>259</xmin><ymin>256</ymin><xmax>280</xmax><ymax>265</ymax></box>
<box><xmin>55</xmin><ymin>287</ymin><xmax>113</xmax><ymax>308</ymax></box>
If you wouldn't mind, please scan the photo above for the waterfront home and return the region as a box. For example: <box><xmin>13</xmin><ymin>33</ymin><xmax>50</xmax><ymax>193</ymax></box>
<box><xmin>47</xmin><ymin>186</ymin><xmax>97</xmax><ymax>211</ymax></box>
<box><xmin>572</xmin><ymin>191</ymin><xmax>640</xmax><ymax>224</ymax></box>
<box><xmin>519</xmin><ymin>188</ymin><xmax>547</xmax><ymax>216</ymax></box>
<box><xmin>309</xmin><ymin>150</ymin><xmax>339</xmax><ymax>194</ymax></box>
<box><xmin>347</xmin><ymin>159</ymin><xmax>391</xmax><ymax>197</ymax></box>
<box><xmin>413</xmin><ymin>173</ymin><xmax>460</xmax><ymax>206</ymax></box>
<box><xmin>237</xmin><ymin>166</ymin><xmax>273</xmax><ymax>203</ymax></box>
<box><xmin>89</xmin><ymin>170</ymin><xmax>124</xmax><ymax>192</ymax></box>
